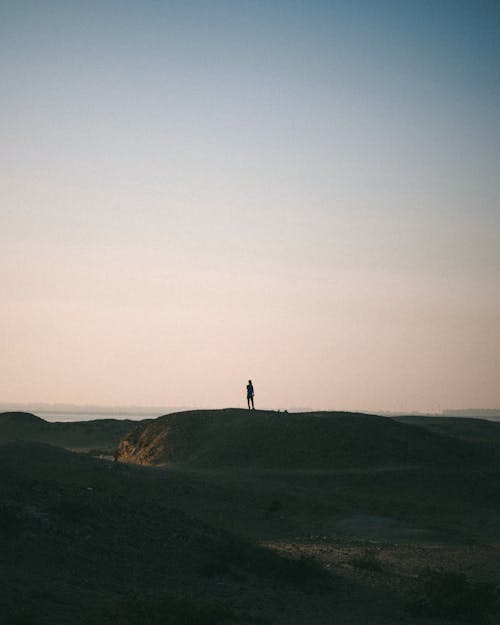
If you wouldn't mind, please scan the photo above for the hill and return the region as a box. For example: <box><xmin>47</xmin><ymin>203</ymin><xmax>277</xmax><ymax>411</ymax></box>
<box><xmin>3</xmin><ymin>422</ymin><xmax>500</xmax><ymax>624</ymax></box>
<box><xmin>0</xmin><ymin>411</ymin><xmax>147</xmax><ymax>452</ymax></box>
<box><xmin>0</xmin><ymin>441</ymin><xmax>338</xmax><ymax>625</ymax></box>
<box><xmin>118</xmin><ymin>408</ymin><xmax>488</xmax><ymax>469</ymax></box>
<box><xmin>395</xmin><ymin>415</ymin><xmax>500</xmax><ymax>449</ymax></box>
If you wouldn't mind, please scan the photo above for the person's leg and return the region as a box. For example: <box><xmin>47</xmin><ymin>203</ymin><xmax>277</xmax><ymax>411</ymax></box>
<box><xmin>247</xmin><ymin>397</ymin><xmax>251</xmax><ymax>409</ymax></box>
<box><xmin>251</xmin><ymin>396</ymin><xmax>254</xmax><ymax>410</ymax></box>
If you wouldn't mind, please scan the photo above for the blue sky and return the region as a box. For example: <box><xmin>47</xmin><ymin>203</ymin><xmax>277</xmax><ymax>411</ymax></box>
<box><xmin>1</xmin><ymin>1</ymin><xmax>499</xmax><ymax>411</ymax></box>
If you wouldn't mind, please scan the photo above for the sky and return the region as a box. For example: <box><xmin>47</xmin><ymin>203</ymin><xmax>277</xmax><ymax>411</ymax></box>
<box><xmin>1</xmin><ymin>0</ymin><xmax>499</xmax><ymax>413</ymax></box>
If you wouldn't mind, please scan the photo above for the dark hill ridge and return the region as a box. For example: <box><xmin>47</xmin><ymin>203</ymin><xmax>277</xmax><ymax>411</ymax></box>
<box><xmin>118</xmin><ymin>408</ymin><xmax>488</xmax><ymax>469</ymax></box>
<box><xmin>0</xmin><ymin>411</ymin><xmax>147</xmax><ymax>452</ymax></box>
<box><xmin>396</xmin><ymin>415</ymin><xmax>500</xmax><ymax>448</ymax></box>
<box><xmin>0</xmin><ymin>411</ymin><xmax>43</xmax><ymax>425</ymax></box>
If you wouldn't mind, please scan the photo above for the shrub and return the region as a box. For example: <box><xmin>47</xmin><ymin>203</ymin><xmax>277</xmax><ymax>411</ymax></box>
<box><xmin>408</xmin><ymin>569</ymin><xmax>500</xmax><ymax>623</ymax></box>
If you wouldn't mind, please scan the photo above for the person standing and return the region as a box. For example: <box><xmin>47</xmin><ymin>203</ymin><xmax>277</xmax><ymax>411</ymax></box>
<box><xmin>246</xmin><ymin>379</ymin><xmax>255</xmax><ymax>410</ymax></box>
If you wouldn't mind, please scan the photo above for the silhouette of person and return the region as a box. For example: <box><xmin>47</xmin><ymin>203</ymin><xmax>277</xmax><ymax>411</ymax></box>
<box><xmin>246</xmin><ymin>379</ymin><xmax>255</xmax><ymax>410</ymax></box>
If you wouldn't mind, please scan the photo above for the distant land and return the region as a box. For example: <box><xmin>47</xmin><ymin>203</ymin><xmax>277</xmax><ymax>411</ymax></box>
<box><xmin>0</xmin><ymin>403</ymin><xmax>193</xmax><ymax>422</ymax></box>
<box><xmin>1</xmin><ymin>403</ymin><xmax>500</xmax><ymax>422</ymax></box>
<box><xmin>441</xmin><ymin>409</ymin><xmax>500</xmax><ymax>418</ymax></box>
<box><xmin>380</xmin><ymin>409</ymin><xmax>500</xmax><ymax>420</ymax></box>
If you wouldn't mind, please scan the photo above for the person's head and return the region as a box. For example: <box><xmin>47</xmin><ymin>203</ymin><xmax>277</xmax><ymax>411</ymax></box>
<box><xmin>248</xmin><ymin>379</ymin><xmax>252</xmax><ymax>384</ymax></box>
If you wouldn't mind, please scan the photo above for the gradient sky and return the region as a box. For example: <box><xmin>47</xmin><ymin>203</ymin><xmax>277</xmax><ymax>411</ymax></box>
<box><xmin>2</xmin><ymin>1</ymin><xmax>499</xmax><ymax>412</ymax></box>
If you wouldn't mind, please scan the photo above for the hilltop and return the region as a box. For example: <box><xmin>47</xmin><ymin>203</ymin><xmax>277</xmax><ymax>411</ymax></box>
<box><xmin>118</xmin><ymin>408</ymin><xmax>488</xmax><ymax>469</ymax></box>
<box><xmin>0</xmin><ymin>411</ymin><xmax>147</xmax><ymax>452</ymax></box>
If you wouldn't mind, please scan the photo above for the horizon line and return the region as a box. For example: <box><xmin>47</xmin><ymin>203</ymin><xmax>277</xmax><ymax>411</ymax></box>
<box><xmin>1</xmin><ymin>402</ymin><xmax>500</xmax><ymax>417</ymax></box>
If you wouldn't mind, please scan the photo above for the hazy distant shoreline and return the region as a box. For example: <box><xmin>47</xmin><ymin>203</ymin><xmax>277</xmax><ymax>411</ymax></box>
<box><xmin>1</xmin><ymin>403</ymin><xmax>500</xmax><ymax>423</ymax></box>
<box><xmin>0</xmin><ymin>404</ymin><xmax>189</xmax><ymax>422</ymax></box>
<box><xmin>32</xmin><ymin>411</ymin><xmax>157</xmax><ymax>423</ymax></box>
